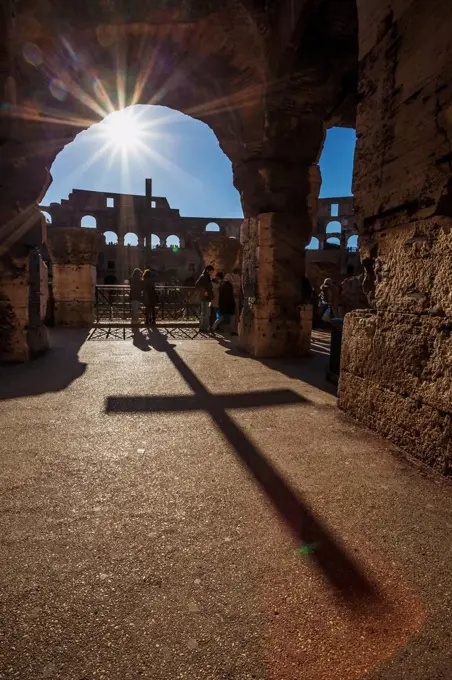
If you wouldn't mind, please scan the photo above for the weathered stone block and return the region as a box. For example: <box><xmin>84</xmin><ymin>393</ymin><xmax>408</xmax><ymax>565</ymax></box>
<box><xmin>360</xmin><ymin>220</ymin><xmax>452</xmax><ymax>317</ymax></box>
<box><xmin>0</xmin><ymin>246</ymin><xmax>48</xmax><ymax>362</ymax></box>
<box><xmin>239</xmin><ymin>213</ymin><xmax>312</xmax><ymax>357</ymax></box>
<box><xmin>46</xmin><ymin>228</ymin><xmax>103</xmax><ymax>327</ymax></box>
<box><xmin>46</xmin><ymin>228</ymin><xmax>103</xmax><ymax>266</ymax></box>
<box><xmin>339</xmin><ymin>310</ymin><xmax>452</xmax><ymax>471</ymax></box>
<box><xmin>52</xmin><ymin>264</ymin><xmax>97</xmax><ymax>326</ymax></box>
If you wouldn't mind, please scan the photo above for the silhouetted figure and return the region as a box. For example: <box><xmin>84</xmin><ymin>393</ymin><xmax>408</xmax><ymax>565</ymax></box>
<box><xmin>195</xmin><ymin>265</ymin><xmax>214</xmax><ymax>331</ymax></box>
<box><xmin>130</xmin><ymin>268</ymin><xmax>143</xmax><ymax>325</ymax></box>
<box><xmin>210</xmin><ymin>272</ymin><xmax>222</xmax><ymax>327</ymax></box>
<box><xmin>212</xmin><ymin>273</ymin><xmax>236</xmax><ymax>334</ymax></box>
<box><xmin>142</xmin><ymin>269</ymin><xmax>158</xmax><ymax>325</ymax></box>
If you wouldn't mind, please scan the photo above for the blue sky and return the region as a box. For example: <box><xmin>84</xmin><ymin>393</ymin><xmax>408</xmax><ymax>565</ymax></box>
<box><xmin>42</xmin><ymin>105</ymin><xmax>356</xmax><ymax>217</ymax></box>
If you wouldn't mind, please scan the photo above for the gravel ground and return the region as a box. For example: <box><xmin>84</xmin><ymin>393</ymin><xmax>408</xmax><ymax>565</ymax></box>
<box><xmin>0</xmin><ymin>328</ymin><xmax>451</xmax><ymax>680</ymax></box>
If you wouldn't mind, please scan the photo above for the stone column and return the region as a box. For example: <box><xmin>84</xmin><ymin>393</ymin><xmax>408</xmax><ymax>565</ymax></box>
<box><xmin>339</xmin><ymin>0</ymin><xmax>452</xmax><ymax>473</ymax></box>
<box><xmin>46</xmin><ymin>228</ymin><xmax>103</xmax><ymax>326</ymax></box>
<box><xmin>0</xmin><ymin>242</ymin><xmax>49</xmax><ymax>362</ymax></box>
<box><xmin>234</xmin><ymin>118</ymin><xmax>323</xmax><ymax>358</ymax></box>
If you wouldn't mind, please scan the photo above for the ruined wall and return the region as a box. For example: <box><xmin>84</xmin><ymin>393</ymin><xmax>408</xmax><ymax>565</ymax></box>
<box><xmin>192</xmin><ymin>234</ymin><xmax>242</xmax><ymax>275</ymax></box>
<box><xmin>339</xmin><ymin>0</ymin><xmax>452</xmax><ymax>473</ymax></box>
<box><xmin>1</xmin><ymin>0</ymin><xmax>358</xmax><ymax>361</ymax></box>
<box><xmin>42</xmin><ymin>182</ymin><xmax>242</xmax><ymax>284</ymax></box>
<box><xmin>0</xmin><ymin>246</ymin><xmax>48</xmax><ymax>362</ymax></box>
<box><xmin>46</xmin><ymin>228</ymin><xmax>104</xmax><ymax>326</ymax></box>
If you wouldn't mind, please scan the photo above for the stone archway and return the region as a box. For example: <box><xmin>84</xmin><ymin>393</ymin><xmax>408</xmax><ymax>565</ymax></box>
<box><xmin>1</xmin><ymin>0</ymin><xmax>359</xmax><ymax>362</ymax></box>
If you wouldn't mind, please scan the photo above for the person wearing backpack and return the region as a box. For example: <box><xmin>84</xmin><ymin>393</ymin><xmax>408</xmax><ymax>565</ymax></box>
<box><xmin>195</xmin><ymin>265</ymin><xmax>214</xmax><ymax>331</ymax></box>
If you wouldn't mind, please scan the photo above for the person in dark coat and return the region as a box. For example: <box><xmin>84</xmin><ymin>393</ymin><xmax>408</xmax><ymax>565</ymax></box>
<box><xmin>195</xmin><ymin>265</ymin><xmax>214</xmax><ymax>331</ymax></box>
<box><xmin>129</xmin><ymin>268</ymin><xmax>143</xmax><ymax>325</ymax></box>
<box><xmin>212</xmin><ymin>273</ymin><xmax>236</xmax><ymax>333</ymax></box>
<box><xmin>142</xmin><ymin>269</ymin><xmax>158</xmax><ymax>325</ymax></box>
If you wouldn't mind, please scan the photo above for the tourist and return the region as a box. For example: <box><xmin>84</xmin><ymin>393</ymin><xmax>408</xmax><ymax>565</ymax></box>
<box><xmin>231</xmin><ymin>268</ymin><xmax>242</xmax><ymax>335</ymax></box>
<box><xmin>130</xmin><ymin>268</ymin><xmax>143</xmax><ymax>325</ymax></box>
<box><xmin>319</xmin><ymin>277</ymin><xmax>341</xmax><ymax>320</ymax></box>
<box><xmin>195</xmin><ymin>265</ymin><xmax>214</xmax><ymax>331</ymax></box>
<box><xmin>142</xmin><ymin>269</ymin><xmax>158</xmax><ymax>325</ymax></box>
<box><xmin>212</xmin><ymin>273</ymin><xmax>236</xmax><ymax>333</ymax></box>
<box><xmin>210</xmin><ymin>272</ymin><xmax>222</xmax><ymax>328</ymax></box>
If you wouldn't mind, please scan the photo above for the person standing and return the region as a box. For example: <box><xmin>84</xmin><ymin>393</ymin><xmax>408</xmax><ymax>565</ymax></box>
<box><xmin>319</xmin><ymin>277</ymin><xmax>341</xmax><ymax>320</ymax></box>
<box><xmin>142</xmin><ymin>269</ymin><xmax>158</xmax><ymax>325</ymax></box>
<box><xmin>130</xmin><ymin>268</ymin><xmax>143</xmax><ymax>325</ymax></box>
<box><xmin>210</xmin><ymin>273</ymin><xmax>221</xmax><ymax>328</ymax></box>
<box><xmin>212</xmin><ymin>273</ymin><xmax>236</xmax><ymax>333</ymax></box>
<box><xmin>230</xmin><ymin>268</ymin><xmax>242</xmax><ymax>335</ymax></box>
<box><xmin>195</xmin><ymin>265</ymin><xmax>214</xmax><ymax>331</ymax></box>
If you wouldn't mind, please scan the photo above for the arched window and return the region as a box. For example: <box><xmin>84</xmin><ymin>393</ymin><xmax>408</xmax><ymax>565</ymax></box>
<box><xmin>41</xmin><ymin>210</ymin><xmax>52</xmax><ymax>224</ymax></box>
<box><xmin>166</xmin><ymin>235</ymin><xmax>180</xmax><ymax>249</ymax></box>
<box><xmin>229</xmin><ymin>236</ymin><xmax>238</xmax><ymax>239</ymax></box>
<box><xmin>326</xmin><ymin>220</ymin><xmax>342</xmax><ymax>234</ymax></box>
<box><xmin>347</xmin><ymin>234</ymin><xmax>359</xmax><ymax>249</ymax></box>
<box><xmin>104</xmin><ymin>231</ymin><xmax>118</xmax><ymax>245</ymax></box>
<box><xmin>306</xmin><ymin>237</ymin><xmax>320</xmax><ymax>250</ymax></box>
<box><xmin>81</xmin><ymin>214</ymin><xmax>97</xmax><ymax>228</ymax></box>
<box><xmin>150</xmin><ymin>234</ymin><xmax>160</xmax><ymax>249</ymax></box>
<box><xmin>205</xmin><ymin>222</ymin><xmax>220</xmax><ymax>232</ymax></box>
<box><xmin>124</xmin><ymin>232</ymin><xmax>138</xmax><ymax>246</ymax></box>
<box><xmin>325</xmin><ymin>237</ymin><xmax>341</xmax><ymax>248</ymax></box>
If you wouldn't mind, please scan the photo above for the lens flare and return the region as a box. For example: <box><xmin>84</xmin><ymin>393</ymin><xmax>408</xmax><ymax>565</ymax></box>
<box><xmin>100</xmin><ymin>108</ymin><xmax>146</xmax><ymax>151</ymax></box>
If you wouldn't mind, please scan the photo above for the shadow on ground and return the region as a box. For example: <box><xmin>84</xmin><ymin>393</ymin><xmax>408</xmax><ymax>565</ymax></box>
<box><xmin>106</xmin><ymin>327</ymin><xmax>380</xmax><ymax>606</ymax></box>
<box><xmin>0</xmin><ymin>329</ymin><xmax>88</xmax><ymax>400</ymax></box>
<box><xmin>105</xmin><ymin>324</ymin><xmax>336</xmax><ymax>397</ymax></box>
<box><xmin>219</xmin><ymin>330</ymin><xmax>336</xmax><ymax>397</ymax></box>
<box><xmin>88</xmin><ymin>323</ymin><xmax>212</xmax><ymax>342</ymax></box>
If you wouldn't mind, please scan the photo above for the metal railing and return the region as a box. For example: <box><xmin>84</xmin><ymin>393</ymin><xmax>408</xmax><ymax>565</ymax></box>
<box><xmin>95</xmin><ymin>285</ymin><xmax>200</xmax><ymax>322</ymax></box>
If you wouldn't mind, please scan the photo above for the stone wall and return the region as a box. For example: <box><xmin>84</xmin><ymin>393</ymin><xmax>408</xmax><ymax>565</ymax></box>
<box><xmin>46</xmin><ymin>228</ymin><xmax>104</xmax><ymax>327</ymax></box>
<box><xmin>0</xmin><ymin>246</ymin><xmax>48</xmax><ymax>362</ymax></box>
<box><xmin>339</xmin><ymin>0</ymin><xmax>452</xmax><ymax>473</ymax></box>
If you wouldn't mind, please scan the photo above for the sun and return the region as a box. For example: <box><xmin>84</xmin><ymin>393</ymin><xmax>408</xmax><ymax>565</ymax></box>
<box><xmin>101</xmin><ymin>108</ymin><xmax>146</xmax><ymax>151</ymax></box>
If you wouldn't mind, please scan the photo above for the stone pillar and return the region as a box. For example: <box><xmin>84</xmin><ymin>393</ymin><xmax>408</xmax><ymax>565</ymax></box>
<box><xmin>339</xmin><ymin>0</ymin><xmax>452</xmax><ymax>473</ymax></box>
<box><xmin>46</xmin><ymin>228</ymin><xmax>103</xmax><ymax>326</ymax></box>
<box><xmin>234</xmin><ymin>121</ymin><xmax>323</xmax><ymax>358</ymax></box>
<box><xmin>0</xmin><ymin>243</ymin><xmax>49</xmax><ymax>362</ymax></box>
<box><xmin>240</xmin><ymin>212</ymin><xmax>315</xmax><ymax>356</ymax></box>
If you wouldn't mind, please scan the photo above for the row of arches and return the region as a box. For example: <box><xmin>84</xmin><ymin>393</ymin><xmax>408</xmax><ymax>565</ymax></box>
<box><xmin>42</xmin><ymin>210</ymin><xmax>355</xmax><ymax>249</ymax></box>
<box><xmin>102</xmin><ymin>233</ymin><xmax>238</xmax><ymax>247</ymax></box>
<box><xmin>306</xmin><ymin>235</ymin><xmax>358</xmax><ymax>250</ymax></box>
<box><xmin>103</xmin><ymin>232</ymin><xmax>181</xmax><ymax>248</ymax></box>
<box><xmin>41</xmin><ymin>211</ymin><xmax>223</xmax><ymax>234</ymax></box>
<box><xmin>81</xmin><ymin>216</ymin><xmax>223</xmax><ymax>233</ymax></box>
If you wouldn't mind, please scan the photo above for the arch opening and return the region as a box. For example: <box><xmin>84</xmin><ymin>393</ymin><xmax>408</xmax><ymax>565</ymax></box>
<box><xmin>81</xmin><ymin>215</ymin><xmax>97</xmax><ymax>229</ymax></box>
<box><xmin>325</xmin><ymin>237</ymin><xmax>341</xmax><ymax>248</ymax></box>
<box><xmin>41</xmin><ymin>210</ymin><xmax>52</xmax><ymax>224</ymax></box>
<box><xmin>205</xmin><ymin>222</ymin><xmax>220</xmax><ymax>232</ymax></box>
<box><xmin>326</xmin><ymin>220</ymin><xmax>342</xmax><ymax>234</ymax></box>
<box><xmin>124</xmin><ymin>232</ymin><xmax>138</xmax><ymax>246</ymax></box>
<box><xmin>150</xmin><ymin>234</ymin><xmax>160</xmax><ymax>249</ymax></box>
<box><xmin>166</xmin><ymin>235</ymin><xmax>180</xmax><ymax>249</ymax></box>
<box><xmin>104</xmin><ymin>231</ymin><xmax>118</xmax><ymax>245</ymax></box>
<box><xmin>306</xmin><ymin>237</ymin><xmax>320</xmax><ymax>250</ymax></box>
<box><xmin>347</xmin><ymin>234</ymin><xmax>359</xmax><ymax>250</ymax></box>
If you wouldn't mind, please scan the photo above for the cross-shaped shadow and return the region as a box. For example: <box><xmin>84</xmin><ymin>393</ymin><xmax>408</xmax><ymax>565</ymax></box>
<box><xmin>105</xmin><ymin>329</ymin><xmax>380</xmax><ymax>605</ymax></box>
